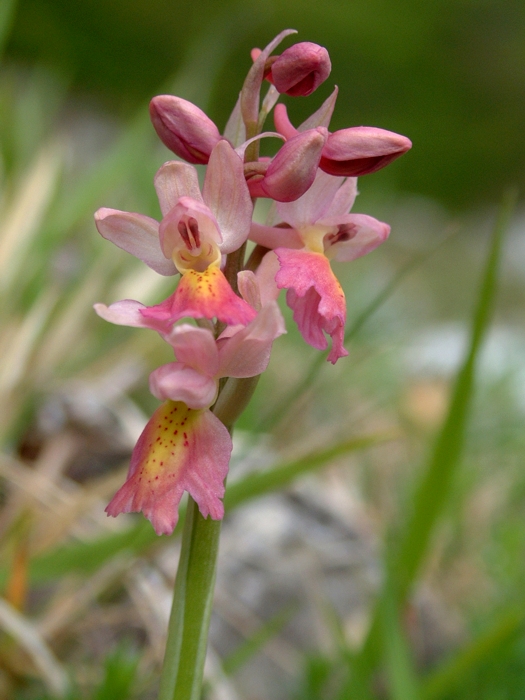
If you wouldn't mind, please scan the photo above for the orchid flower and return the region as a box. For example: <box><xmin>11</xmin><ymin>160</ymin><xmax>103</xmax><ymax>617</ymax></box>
<box><xmin>95</xmin><ymin>140</ymin><xmax>256</xmax><ymax>329</ymax></box>
<box><xmin>106</xmin><ymin>303</ymin><xmax>285</xmax><ymax>535</ymax></box>
<box><xmin>250</xmin><ymin>169</ymin><xmax>390</xmax><ymax>363</ymax></box>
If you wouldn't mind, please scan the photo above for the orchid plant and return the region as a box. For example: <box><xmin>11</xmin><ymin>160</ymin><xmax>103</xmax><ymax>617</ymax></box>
<box><xmin>94</xmin><ymin>29</ymin><xmax>411</xmax><ymax>700</ymax></box>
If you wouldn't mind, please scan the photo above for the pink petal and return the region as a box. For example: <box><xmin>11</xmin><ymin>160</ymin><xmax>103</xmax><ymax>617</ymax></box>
<box><xmin>298</xmin><ymin>86</ymin><xmax>339</xmax><ymax>131</ymax></box>
<box><xmin>217</xmin><ymin>302</ymin><xmax>286</xmax><ymax>378</ymax></box>
<box><xmin>223</xmin><ymin>94</ymin><xmax>246</xmax><ymax>147</ymax></box>
<box><xmin>140</xmin><ymin>267</ymin><xmax>257</xmax><ymax>327</ymax></box>
<box><xmin>276</xmin><ymin>169</ymin><xmax>345</xmax><ymax>229</ymax></box>
<box><xmin>237</xmin><ymin>270</ymin><xmax>261</xmax><ymax>311</ymax></box>
<box><xmin>249</xmin><ymin>222</ymin><xmax>302</xmax><ymax>250</ymax></box>
<box><xmin>275</xmin><ymin>248</ymin><xmax>348</xmax><ymax>364</ymax></box>
<box><xmin>323</xmin><ymin>177</ymin><xmax>358</xmax><ymax>218</ymax></box>
<box><xmin>203</xmin><ymin>141</ymin><xmax>253</xmax><ymax>254</ymax></box>
<box><xmin>255</xmin><ymin>251</ymin><xmax>282</xmax><ymax>306</ymax></box>
<box><xmin>154</xmin><ymin>161</ymin><xmax>203</xmax><ymax>216</ymax></box>
<box><xmin>273</xmin><ymin>103</ymin><xmax>298</xmax><ymax>139</ymax></box>
<box><xmin>163</xmin><ymin>324</ymin><xmax>219</xmax><ymax>376</ymax></box>
<box><xmin>94</xmin><ymin>299</ymin><xmax>166</xmax><ymax>331</ymax></box>
<box><xmin>106</xmin><ymin>401</ymin><xmax>231</xmax><ymax>534</ymax></box>
<box><xmin>95</xmin><ymin>208</ymin><xmax>176</xmax><ymax>276</ymax></box>
<box><xmin>149</xmin><ymin>363</ymin><xmax>218</xmax><ymax>409</ymax></box>
<box><xmin>321</xmin><ymin>213</ymin><xmax>390</xmax><ymax>262</ymax></box>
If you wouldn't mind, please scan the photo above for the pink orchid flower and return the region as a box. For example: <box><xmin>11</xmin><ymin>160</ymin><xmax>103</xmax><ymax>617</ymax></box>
<box><xmin>250</xmin><ymin>170</ymin><xmax>390</xmax><ymax>363</ymax></box>
<box><xmin>95</xmin><ymin>140</ymin><xmax>255</xmax><ymax>329</ymax></box>
<box><xmin>106</xmin><ymin>303</ymin><xmax>285</xmax><ymax>535</ymax></box>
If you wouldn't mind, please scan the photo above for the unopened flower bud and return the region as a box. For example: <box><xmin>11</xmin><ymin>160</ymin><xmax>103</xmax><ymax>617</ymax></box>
<box><xmin>320</xmin><ymin>127</ymin><xmax>412</xmax><ymax>177</ymax></box>
<box><xmin>268</xmin><ymin>42</ymin><xmax>331</xmax><ymax>97</ymax></box>
<box><xmin>247</xmin><ymin>127</ymin><xmax>328</xmax><ymax>202</ymax></box>
<box><xmin>150</xmin><ymin>95</ymin><xmax>222</xmax><ymax>164</ymax></box>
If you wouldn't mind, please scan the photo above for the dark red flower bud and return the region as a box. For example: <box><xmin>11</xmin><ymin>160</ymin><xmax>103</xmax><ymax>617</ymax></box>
<box><xmin>150</xmin><ymin>95</ymin><xmax>222</xmax><ymax>164</ymax></box>
<box><xmin>267</xmin><ymin>42</ymin><xmax>331</xmax><ymax>97</ymax></box>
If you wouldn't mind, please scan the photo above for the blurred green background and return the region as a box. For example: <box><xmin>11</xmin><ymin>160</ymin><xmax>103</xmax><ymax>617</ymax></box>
<box><xmin>5</xmin><ymin>0</ymin><xmax>525</xmax><ymax>209</ymax></box>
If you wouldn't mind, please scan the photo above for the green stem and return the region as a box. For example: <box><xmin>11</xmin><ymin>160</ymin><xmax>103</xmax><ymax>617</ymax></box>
<box><xmin>158</xmin><ymin>498</ymin><xmax>222</xmax><ymax>700</ymax></box>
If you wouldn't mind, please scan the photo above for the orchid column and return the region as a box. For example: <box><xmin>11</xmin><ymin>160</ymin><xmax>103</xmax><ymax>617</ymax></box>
<box><xmin>93</xmin><ymin>29</ymin><xmax>411</xmax><ymax>700</ymax></box>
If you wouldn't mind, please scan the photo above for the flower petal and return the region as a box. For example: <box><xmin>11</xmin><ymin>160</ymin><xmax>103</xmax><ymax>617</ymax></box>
<box><xmin>149</xmin><ymin>363</ymin><xmax>218</xmax><ymax>409</ymax></box>
<box><xmin>275</xmin><ymin>248</ymin><xmax>348</xmax><ymax>363</ymax></box>
<box><xmin>322</xmin><ymin>213</ymin><xmax>390</xmax><ymax>262</ymax></box>
<box><xmin>140</xmin><ymin>267</ymin><xmax>257</xmax><ymax>327</ymax></box>
<box><xmin>217</xmin><ymin>302</ymin><xmax>286</xmax><ymax>378</ymax></box>
<box><xmin>298</xmin><ymin>86</ymin><xmax>339</xmax><ymax>131</ymax></box>
<box><xmin>223</xmin><ymin>93</ymin><xmax>246</xmax><ymax>147</ymax></box>
<box><xmin>106</xmin><ymin>401</ymin><xmax>231</xmax><ymax>534</ymax></box>
<box><xmin>249</xmin><ymin>222</ymin><xmax>302</xmax><ymax>250</ymax></box>
<box><xmin>154</xmin><ymin>161</ymin><xmax>203</xmax><ymax>216</ymax></box>
<box><xmin>94</xmin><ymin>299</ymin><xmax>165</xmax><ymax>330</ymax></box>
<box><xmin>276</xmin><ymin>169</ymin><xmax>344</xmax><ymax>229</ymax></box>
<box><xmin>95</xmin><ymin>208</ymin><xmax>176</xmax><ymax>276</ymax></box>
<box><xmin>203</xmin><ymin>141</ymin><xmax>253</xmax><ymax>254</ymax></box>
<box><xmin>323</xmin><ymin>177</ymin><xmax>358</xmax><ymax>218</ymax></box>
<box><xmin>163</xmin><ymin>324</ymin><xmax>219</xmax><ymax>376</ymax></box>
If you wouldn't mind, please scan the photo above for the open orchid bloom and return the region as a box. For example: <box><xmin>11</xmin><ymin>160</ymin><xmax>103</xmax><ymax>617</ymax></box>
<box><xmin>95</xmin><ymin>140</ymin><xmax>255</xmax><ymax>328</ymax></box>
<box><xmin>250</xmin><ymin>169</ymin><xmax>390</xmax><ymax>363</ymax></box>
<box><xmin>106</xmin><ymin>304</ymin><xmax>285</xmax><ymax>534</ymax></box>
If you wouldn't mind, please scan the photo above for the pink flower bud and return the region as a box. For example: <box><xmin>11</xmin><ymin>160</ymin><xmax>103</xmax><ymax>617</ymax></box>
<box><xmin>149</xmin><ymin>95</ymin><xmax>222</xmax><ymax>164</ymax></box>
<box><xmin>267</xmin><ymin>42</ymin><xmax>331</xmax><ymax>97</ymax></box>
<box><xmin>247</xmin><ymin>127</ymin><xmax>328</xmax><ymax>202</ymax></box>
<box><xmin>320</xmin><ymin>127</ymin><xmax>412</xmax><ymax>177</ymax></box>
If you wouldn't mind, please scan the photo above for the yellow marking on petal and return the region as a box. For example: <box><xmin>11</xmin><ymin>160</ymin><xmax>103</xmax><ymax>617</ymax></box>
<box><xmin>172</xmin><ymin>242</ymin><xmax>221</xmax><ymax>273</ymax></box>
<box><xmin>301</xmin><ymin>224</ymin><xmax>334</xmax><ymax>255</ymax></box>
<box><xmin>133</xmin><ymin>400</ymin><xmax>202</xmax><ymax>497</ymax></box>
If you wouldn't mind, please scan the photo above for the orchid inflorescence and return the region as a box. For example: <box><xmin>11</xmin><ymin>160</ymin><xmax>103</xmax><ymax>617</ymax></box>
<box><xmin>94</xmin><ymin>29</ymin><xmax>411</xmax><ymax>535</ymax></box>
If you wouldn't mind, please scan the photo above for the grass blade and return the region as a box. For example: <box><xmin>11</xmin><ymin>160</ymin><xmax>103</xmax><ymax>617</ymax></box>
<box><xmin>421</xmin><ymin>606</ymin><xmax>525</xmax><ymax>700</ymax></box>
<box><xmin>382</xmin><ymin>585</ymin><xmax>420</xmax><ymax>700</ymax></box>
